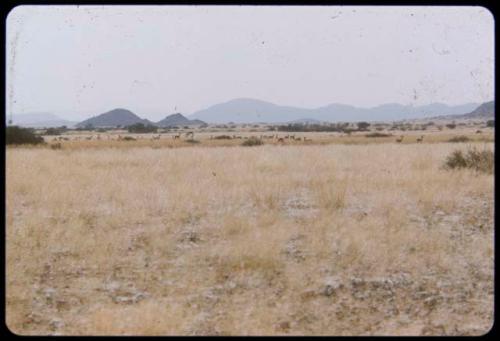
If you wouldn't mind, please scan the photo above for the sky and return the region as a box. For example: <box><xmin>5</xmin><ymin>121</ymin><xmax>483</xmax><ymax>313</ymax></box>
<box><xmin>6</xmin><ymin>5</ymin><xmax>494</xmax><ymax>122</ymax></box>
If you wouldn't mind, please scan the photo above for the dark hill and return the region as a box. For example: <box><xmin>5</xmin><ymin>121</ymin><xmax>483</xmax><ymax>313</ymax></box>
<box><xmin>76</xmin><ymin>108</ymin><xmax>152</xmax><ymax>128</ymax></box>
<box><xmin>156</xmin><ymin>113</ymin><xmax>206</xmax><ymax>127</ymax></box>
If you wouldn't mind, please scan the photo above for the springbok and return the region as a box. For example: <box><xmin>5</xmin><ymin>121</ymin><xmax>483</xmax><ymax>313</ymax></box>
<box><xmin>396</xmin><ymin>135</ymin><xmax>404</xmax><ymax>143</ymax></box>
<box><xmin>416</xmin><ymin>135</ymin><xmax>424</xmax><ymax>143</ymax></box>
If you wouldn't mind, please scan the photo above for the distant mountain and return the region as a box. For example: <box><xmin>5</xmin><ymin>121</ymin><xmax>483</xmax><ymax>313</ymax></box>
<box><xmin>429</xmin><ymin>101</ymin><xmax>494</xmax><ymax>120</ymax></box>
<box><xmin>188</xmin><ymin>98</ymin><xmax>480</xmax><ymax>123</ymax></box>
<box><xmin>156</xmin><ymin>113</ymin><xmax>206</xmax><ymax>127</ymax></box>
<box><xmin>189</xmin><ymin>98</ymin><xmax>309</xmax><ymax>124</ymax></box>
<box><xmin>75</xmin><ymin>108</ymin><xmax>152</xmax><ymax>128</ymax></box>
<box><xmin>8</xmin><ymin>112</ymin><xmax>77</xmax><ymax>128</ymax></box>
<box><xmin>459</xmin><ymin>101</ymin><xmax>494</xmax><ymax>119</ymax></box>
<box><xmin>289</xmin><ymin>118</ymin><xmax>323</xmax><ymax>124</ymax></box>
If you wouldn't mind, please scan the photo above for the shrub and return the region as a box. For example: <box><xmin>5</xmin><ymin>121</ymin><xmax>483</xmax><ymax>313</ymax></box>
<box><xmin>444</xmin><ymin>147</ymin><xmax>494</xmax><ymax>174</ymax></box>
<box><xmin>185</xmin><ymin>139</ymin><xmax>200</xmax><ymax>144</ymax></box>
<box><xmin>6</xmin><ymin>126</ymin><xmax>45</xmax><ymax>145</ymax></box>
<box><xmin>446</xmin><ymin>123</ymin><xmax>456</xmax><ymax>129</ymax></box>
<box><xmin>214</xmin><ymin>135</ymin><xmax>232</xmax><ymax>140</ymax></box>
<box><xmin>444</xmin><ymin>150</ymin><xmax>468</xmax><ymax>169</ymax></box>
<box><xmin>486</xmin><ymin>120</ymin><xmax>494</xmax><ymax>128</ymax></box>
<box><xmin>96</xmin><ymin>128</ymin><xmax>107</xmax><ymax>133</ymax></box>
<box><xmin>242</xmin><ymin>137</ymin><xmax>264</xmax><ymax>146</ymax></box>
<box><xmin>357</xmin><ymin>122</ymin><xmax>370</xmax><ymax>131</ymax></box>
<box><xmin>45</xmin><ymin>127</ymin><xmax>64</xmax><ymax>135</ymax></box>
<box><xmin>365</xmin><ymin>132</ymin><xmax>392</xmax><ymax>138</ymax></box>
<box><xmin>127</xmin><ymin>123</ymin><xmax>158</xmax><ymax>133</ymax></box>
<box><xmin>448</xmin><ymin>135</ymin><xmax>470</xmax><ymax>143</ymax></box>
<box><xmin>122</xmin><ymin>136</ymin><xmax>136</xmax><ymax>141</ymax></box>
<box><xmin>50</xmin><ymin>142</ymin><xmax>62</xmax><ymax>150</ymax></box>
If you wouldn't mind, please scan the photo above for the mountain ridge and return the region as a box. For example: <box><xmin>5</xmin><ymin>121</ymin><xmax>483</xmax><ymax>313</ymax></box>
<box><xmin>188</xmin><ymin>98</ymin><xmax>482</xmax><ymax>123</ymax></box>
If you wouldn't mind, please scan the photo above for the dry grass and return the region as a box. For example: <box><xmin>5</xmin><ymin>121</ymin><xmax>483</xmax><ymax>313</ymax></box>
<box><xmin>6</xmin><ymin>141</ymin><xmax>494</xmax><ymax>336</ymax></box>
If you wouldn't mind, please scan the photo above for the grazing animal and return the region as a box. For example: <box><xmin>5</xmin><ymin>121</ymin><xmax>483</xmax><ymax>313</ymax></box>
<box><xmin>185</xmin><ymin>131</ymin><xmax>194</xmax><ymax>139</ymax></box>
<box><xmin>278</xmin><ymin>137</ymin><xmax>285</xmax><ymax>143</ymax></box>
<box><xmin>396</xmin><ymin>135</ymin><xmax>404</xmax><ymax>143</ymax></box>
<box><xmin>416</xmin><ymin>135</ymin><xmax>424</xmax><ymax>143</ymax></box>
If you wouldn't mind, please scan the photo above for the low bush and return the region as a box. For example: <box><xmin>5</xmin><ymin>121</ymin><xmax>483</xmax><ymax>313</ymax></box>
<box><xmin>127</xmin><ymin>123</ymin><xmax>158</xmax><ymax>134</ymax></box>
<box><xmin>122</xmin><ymin>136</ymin><xmax>136</xmax><ymax>141</ymax></box>
<box><xmin>214</xmin><ymin>135</ymin><xmax>232</xmax><ymax>140</ymax></box>
<box><xmin>186</xmin><ymin>139</ymin><xmax>200</xmax><ymax>144</ymax></box>
<box><xmin>444</xmin><ymin>147</ymin><xmax>494</xmax><ymax>174</ymax></box>
<box><xmin>242</xmin><ymin>137</ymin><xmax>264</xmax><ymax>146</ymax></box>
<box><xmin>6</xmin><ymin>126</ymin><xmax>45</xmax><ymax>145</ymax></box>
<box><xmin>44</xmin><ymin>127</ymin><xmax>64</xmax><ymax>135</ymax></box>
<box><xmin>365</xmin><ymin>132</ymin><xmax>392</xmax><ymax>138</ymax></box>
<box><xmin>448</xmin><ymin>135</ymin><xmax>470</xmax><ymax>143</ymax></box>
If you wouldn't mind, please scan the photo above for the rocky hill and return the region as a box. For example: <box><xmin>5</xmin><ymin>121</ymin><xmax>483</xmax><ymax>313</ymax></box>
<box><xmin>460</xmin><ymin>101</ymin><xmax>494</xmax><ymax>119</ymax></box>
<box><xmin>156</xmin><ymin>113</ymin><xmax>206</xmax><ymax>127</ymax></box>
<box><xmin>75</xmin><ymin>109</ymin><xmax>152</xmax><ymax>128</ymax></box>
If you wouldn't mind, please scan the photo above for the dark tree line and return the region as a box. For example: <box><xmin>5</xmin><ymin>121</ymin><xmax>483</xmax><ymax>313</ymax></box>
<box><xmin>273</xmin><ymin>122</ymin><xmax>370</xmax><ymax>132</ymax></box>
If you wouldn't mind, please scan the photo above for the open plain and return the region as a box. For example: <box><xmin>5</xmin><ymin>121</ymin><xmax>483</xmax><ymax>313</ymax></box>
<box><xmin>6</xmin><ymin>126</ymin><xmax>494</xmax><ymax>336</ymax></box>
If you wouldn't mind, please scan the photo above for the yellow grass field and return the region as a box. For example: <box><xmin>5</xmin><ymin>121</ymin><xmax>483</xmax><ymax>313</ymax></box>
<box><xmin>6</xmin><ymin>139</ymin><xmax>494</xmax><ymax>335</ymax></box>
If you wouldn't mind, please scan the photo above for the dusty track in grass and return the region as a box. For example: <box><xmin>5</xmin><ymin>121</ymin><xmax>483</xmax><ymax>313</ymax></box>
<box><xmin>6</xmin><ymin>142</ymin><xmax>494</xmax><ymax>335</ymax></box>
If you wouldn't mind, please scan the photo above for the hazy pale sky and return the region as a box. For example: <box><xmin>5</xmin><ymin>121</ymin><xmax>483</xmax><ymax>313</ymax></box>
<box><xmin>6</xmin><ymin>5</ymin><xmax>494</xmax><ymax>121</ymax></box>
